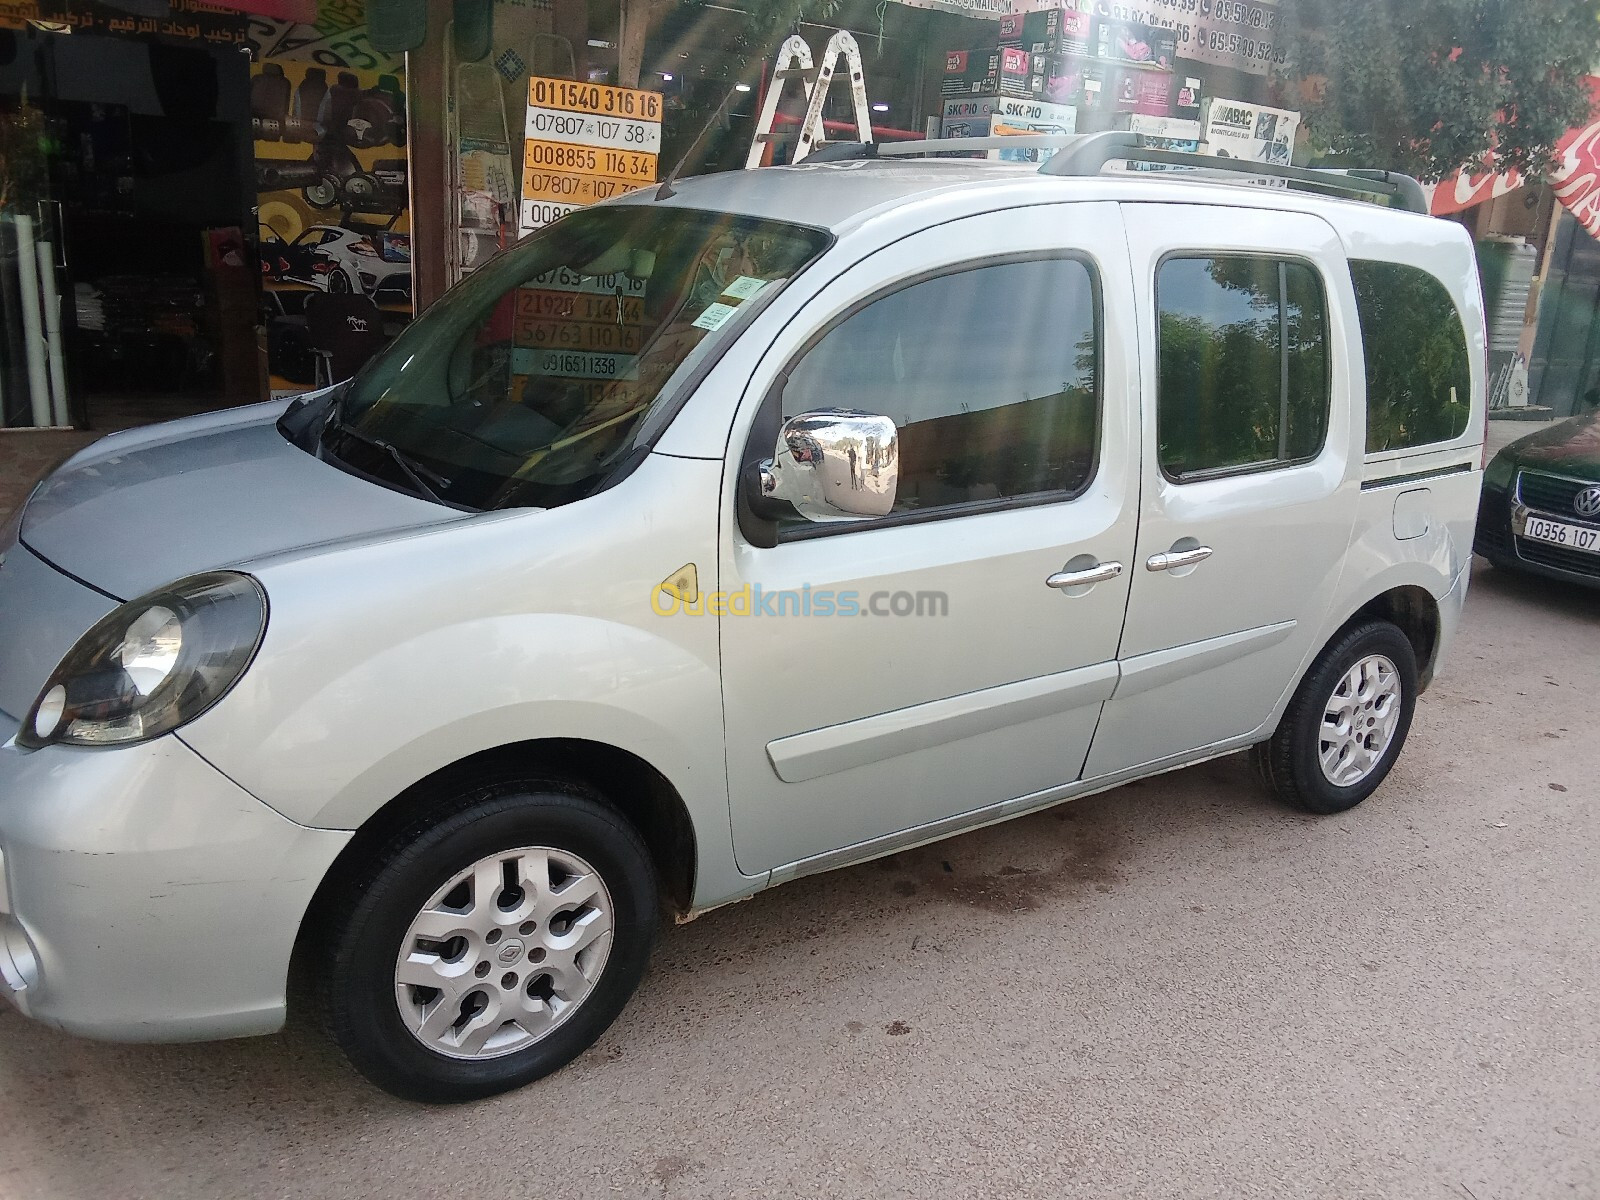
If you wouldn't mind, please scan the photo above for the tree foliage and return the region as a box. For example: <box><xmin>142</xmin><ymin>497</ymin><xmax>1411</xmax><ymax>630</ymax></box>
<box><xmin>1281</xmin><ymin>0</ymin><xmax>1600</xmax><ymax>182</ymax></box>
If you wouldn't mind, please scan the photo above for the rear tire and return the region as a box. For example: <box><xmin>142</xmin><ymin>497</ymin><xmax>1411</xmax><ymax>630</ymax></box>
<box><xmin>318</xmin><ymin>781</ymin><xmax>657</xmax><ymax>1103</ymax></box>
<box><xmin>1253</xmin><ymin>620</ymin><xmax>1418</xmax><ymax>815</ymax></box>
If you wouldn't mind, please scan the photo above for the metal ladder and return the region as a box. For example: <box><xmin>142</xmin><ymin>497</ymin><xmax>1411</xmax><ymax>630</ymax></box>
<box><xmin>745</xmin><ymin>31</ymin><xmax>874</xmax><ymax>169</ymax></box>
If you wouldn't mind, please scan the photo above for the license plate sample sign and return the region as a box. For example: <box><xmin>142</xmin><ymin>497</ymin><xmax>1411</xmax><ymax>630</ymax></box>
<box><xmin>520</xmin><ymin>77</ymin><xmax>662</xmax><ymax>236</ymax></box>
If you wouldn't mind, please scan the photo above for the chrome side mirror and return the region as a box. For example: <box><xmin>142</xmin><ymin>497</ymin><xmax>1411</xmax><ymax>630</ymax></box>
<box><xmin>754</xmin><ymin>409</ymin><xmax>899</xmax><ymax>523</ymax></box>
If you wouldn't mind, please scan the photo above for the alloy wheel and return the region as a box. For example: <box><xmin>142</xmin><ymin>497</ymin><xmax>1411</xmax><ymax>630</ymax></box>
<box><xmin>393</xmin><ymin>846</ymin><xmax>614</xmax><ymax>1060</ymax></box>
<box><xmin>1318</xmin><ymin>654</ymin><xmax>1402</xmax><ymax>787</ymax></box>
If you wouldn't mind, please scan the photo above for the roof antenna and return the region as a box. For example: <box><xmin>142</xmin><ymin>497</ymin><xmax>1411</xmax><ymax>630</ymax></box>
<box><xmin>655</xmin><ymin>73</ymin><xmax>752</xmax><ymax>200</ymax></box>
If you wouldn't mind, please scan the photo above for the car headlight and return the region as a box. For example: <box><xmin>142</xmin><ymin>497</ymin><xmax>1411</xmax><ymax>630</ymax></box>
<box><xmin>18</xmin><ymin>572</ymin><xmax>267</xmax><ymax>749</ymax></box>
<box><xmin>1484</xmin><ymin>451</ymin><xmax>1516</xmax><ymax>493</ymax></box>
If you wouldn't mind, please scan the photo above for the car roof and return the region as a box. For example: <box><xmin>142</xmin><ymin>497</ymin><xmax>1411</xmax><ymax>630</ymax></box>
<box><xmin>623</xmin><ymin>158</ymin><xmax>1446</xmax><ymax>240</ymax></box>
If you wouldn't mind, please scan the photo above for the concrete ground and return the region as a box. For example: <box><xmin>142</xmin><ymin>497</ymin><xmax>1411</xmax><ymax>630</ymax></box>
<box><xmin>0</xmin><ymin>557</ymin><xmax>1596</xmax><ymax>1199</ymax></box>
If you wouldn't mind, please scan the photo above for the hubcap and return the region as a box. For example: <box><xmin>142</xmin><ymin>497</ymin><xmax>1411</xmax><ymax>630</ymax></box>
<box><xmin>1319</xmin><ymin>654</ymin><xmax>1402</xmax><ymax>788</ymax></box>
<box><xmin>394</xmin><ymin>847</ymin><xmax>614</xmax><ymax>1060</ymax></box>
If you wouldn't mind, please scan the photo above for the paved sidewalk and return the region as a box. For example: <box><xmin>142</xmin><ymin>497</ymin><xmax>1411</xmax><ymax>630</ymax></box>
<box><xmin>0</xmin><ymin>431</ymin><xmax>102</xmax><ymax>523</ymax></box>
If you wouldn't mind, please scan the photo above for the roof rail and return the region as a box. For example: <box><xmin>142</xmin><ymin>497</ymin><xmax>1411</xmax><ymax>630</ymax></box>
<box><xmin>803</xmin><ymin>134</ymin><xmax>1083</xmax><ymax>161</ymax></box>
<box><xmin>797</xmin><ymin>130</ymin><xmax>1429</xmax><ymax>214</ymax></box>
<box><xmin>1039</xmin><ymin>131</ymin><xmax>1429</xmax><ymax>214</ymax></box>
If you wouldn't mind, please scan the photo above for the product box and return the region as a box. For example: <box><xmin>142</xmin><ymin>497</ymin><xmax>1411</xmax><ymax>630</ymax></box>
<box><xmin>1131</xmin><ymin>70</ymin><xmax>1173</xmax><ymax>117</ymax></box>
<box><xmin>1091</xmin><ymin>17</ymin><xmax>1178</xmax><ymax>72</ymax></box>
<box><xmin>1026</xmin><ymin>53</ymin><xmax>1090</xmax><ymax>106</ymax></box>
<box><xmin>941</xmin><ymin>47</ymin><xmax>1000</xmax><ymax>98</ymax></box>
<box><xmin>998</xmin><ymin>8</ymin><xmax>1091</xmax><ymax>58</ymax></box>
<box><xmin>940</xmin><ymin>96</ymin><xmax>998</xmax><ymax>139</ymax></box>
<box><xmin>990</xmin><ymin>97</ymin><xmax>1078</xmax><ymax>163</ymax></box>
<box><xmin>940</xmin><ymin>95</ymin><xmax>1076</xmax><ymax>162</ymax></box>
<box><xmin>998</xmin><ymin>45</ymin><xmax>1033</xmax><ymax>97</ymax></box>
<box><xmin>1174</xmin><ymin>75</ymin><xmax>1203</xmax><ymax>123</ymax></box>
<box><xmin>1117</xmin><ymin>113</ymin><xmax>1202</xmax><ymax>173</ymax></box>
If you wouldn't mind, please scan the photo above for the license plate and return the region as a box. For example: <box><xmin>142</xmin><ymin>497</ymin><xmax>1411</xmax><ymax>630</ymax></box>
<box><xmin>1521</xmin><ymin>514</ymin><xmax>1600</xmax><ymax>553</ymax></box>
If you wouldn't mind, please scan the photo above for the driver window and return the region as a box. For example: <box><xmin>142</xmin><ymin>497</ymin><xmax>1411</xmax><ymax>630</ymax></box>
<box><xmin>781</xmin><ymin>257</ymin><xmax>1101</xmax><ymax>519</ymax></box>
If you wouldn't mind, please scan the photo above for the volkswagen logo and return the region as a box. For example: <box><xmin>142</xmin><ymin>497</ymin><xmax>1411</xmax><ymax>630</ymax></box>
<box><xmin>1575</xmin><ymin>487</ymin><xmax>1600</xmax><ymax>520</ymax></box>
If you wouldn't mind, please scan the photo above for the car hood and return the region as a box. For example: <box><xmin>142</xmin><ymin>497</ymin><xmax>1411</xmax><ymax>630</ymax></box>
<box><xmin>1503</xmin><ymin>407</ymin><xmax>1600</xmax><ymax>476</ymax></box>
<box><xmin>21</xmin><ymin>400</ymin><xmax>460</xmax><ymax>600</ymax></box>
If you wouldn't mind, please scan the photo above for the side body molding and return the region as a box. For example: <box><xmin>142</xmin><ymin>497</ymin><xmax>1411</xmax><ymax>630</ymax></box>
<box><xmin>1111</xmin><ymin>620</ymin><xmax>1298</xmax><ymax>701</ymax></box>
<box><xmin>766</xmin><ymin>661</ymin><xmax>1121</xmax><ymax>784</ymax></box>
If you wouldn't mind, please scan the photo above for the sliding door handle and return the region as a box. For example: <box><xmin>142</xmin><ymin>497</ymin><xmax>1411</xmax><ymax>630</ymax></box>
<box><xmin>1047</xmin><ymin>561</ymin><xmax>1124</xmax><ymax>590</ymax></box>
<box><xmin>1146</xmin><ymin>546</ymin><xmax>1214</xmax><ymax>573</ymax></box>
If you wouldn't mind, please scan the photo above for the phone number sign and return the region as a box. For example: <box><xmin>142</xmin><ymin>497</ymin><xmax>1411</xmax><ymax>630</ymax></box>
<box><xmin>520</xmin><ymin>76</ymin><xmax>662</xmax><ymax>237</ymax></box>
<box><xmin>1087</xmin><ymin>0</ymin><xmax>1282</xmax><ymax>76</ymax></box>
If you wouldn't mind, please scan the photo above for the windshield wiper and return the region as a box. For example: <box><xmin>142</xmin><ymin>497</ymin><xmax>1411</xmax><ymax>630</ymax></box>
<box><xmin>325</xmin><ymin>418</ymin><xmax>453</xmax><ymax>504</ymax></box>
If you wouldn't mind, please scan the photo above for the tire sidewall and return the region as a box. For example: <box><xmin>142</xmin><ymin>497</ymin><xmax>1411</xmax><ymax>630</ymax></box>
<box><xmin>329</xmin><ymin>788</ymin><xmax>657</xmax><ymax>1103</ymax></box>
<box><xmin>1287</xmin><ymin>623</ymin><xmax>1419</xmax><ymax>814</ymax></box>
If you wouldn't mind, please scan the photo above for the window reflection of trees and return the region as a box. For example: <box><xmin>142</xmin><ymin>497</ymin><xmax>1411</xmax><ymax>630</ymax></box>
<box><xmin>1350</xmin><ymin>261</ymin><xmax>1470</xmax><ymax>453</ymax></box>
<box><xmin>1158</xmin><ymin>256</ymin><xmax>1328</xmax><ymax>478</ymax></box>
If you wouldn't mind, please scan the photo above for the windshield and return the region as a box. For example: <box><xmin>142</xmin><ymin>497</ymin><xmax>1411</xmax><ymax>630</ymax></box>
<box><xmin>325</xmin><ymin>205</ymin><xmax>829</xmax><ymax>511</ymax></box>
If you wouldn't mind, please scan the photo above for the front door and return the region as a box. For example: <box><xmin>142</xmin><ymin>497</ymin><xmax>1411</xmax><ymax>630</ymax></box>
<box><xmin>1083</xmin><ymin>203</ymin><xmax>1361</xmax><ymax>779</ymax></box>
<box><xmin>717</xmin><ymin>204</ymin><xmax>1140</xmax><ymax>875</ymax></box>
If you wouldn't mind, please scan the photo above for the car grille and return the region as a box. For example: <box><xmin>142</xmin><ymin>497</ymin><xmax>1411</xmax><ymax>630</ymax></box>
<box><xmin>1515</xmin><ymin>538</ymin><xmax>1600</xmax><ymax>578</ymax></box>
<box><xmin>1517</xmin><ymin>470</ymin><xmax>1594</xmax><ymax>517</ymax></box>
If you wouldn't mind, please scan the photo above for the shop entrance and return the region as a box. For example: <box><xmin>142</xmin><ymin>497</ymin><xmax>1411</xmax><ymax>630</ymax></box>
<box><xmin>0</xmin><ymin>22</ymin><xmax>260</xmax><ymax>433</ymax></box>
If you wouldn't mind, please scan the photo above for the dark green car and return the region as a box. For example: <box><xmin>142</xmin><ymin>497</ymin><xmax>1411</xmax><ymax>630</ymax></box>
<box><xmin>1475</xmin><ymin>409</ymin><xmax>1600</xmax><ymax>587</ymax></box>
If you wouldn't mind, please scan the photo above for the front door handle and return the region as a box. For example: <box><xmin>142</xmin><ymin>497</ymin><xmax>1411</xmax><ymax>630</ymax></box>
<box><xmin>1047</xmin><ymin>561</ymin><xmax>1124</xmax><ymax>590</ymax></box>
<box><xmin>1146</xmin><ymin>546</ymin><xmax>1214</xmax><ymax>573</ymax></box>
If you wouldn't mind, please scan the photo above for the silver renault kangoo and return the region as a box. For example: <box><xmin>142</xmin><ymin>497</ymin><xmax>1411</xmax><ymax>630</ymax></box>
<box><xmin>0</xmin><ymin>134</ymin><xmax>1487</xmax><ymax>1101</ymax></box>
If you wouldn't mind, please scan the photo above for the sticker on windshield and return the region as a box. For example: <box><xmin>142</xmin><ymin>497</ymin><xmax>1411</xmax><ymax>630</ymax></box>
<box><xmin>692</xmin><ymin>302</ymin><xmax>739</xmax><ymax>331</ymax></box>
<box><xmin>721</xmin><ymin>276</ymin><xmax>770</xmax><ymax>301</ymax></box>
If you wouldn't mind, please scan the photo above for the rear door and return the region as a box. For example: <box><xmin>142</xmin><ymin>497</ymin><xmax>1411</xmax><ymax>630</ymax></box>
<box><xmin>1083</xmin><ymin>203</ymin><xmax>1362</xmax><ymax>779</ymax></box>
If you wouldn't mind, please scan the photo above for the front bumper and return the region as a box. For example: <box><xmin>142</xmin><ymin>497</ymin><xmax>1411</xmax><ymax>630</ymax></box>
<box><xmin>1474</xmin><ymin>481</ymin><xmax>1600</xmax><ymax>590</ymax></box>
<box><xmin>0</xmin><ymin>711</ymin><xmax>350</xmax><ymax>1041</ymax></box>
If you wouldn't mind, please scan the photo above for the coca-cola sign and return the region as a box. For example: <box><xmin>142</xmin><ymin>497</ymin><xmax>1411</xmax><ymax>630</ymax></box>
<box><xmin>1426</xmin><ymin>77</ymin><xmax>1600</xmax><ymax>237</ymax></box>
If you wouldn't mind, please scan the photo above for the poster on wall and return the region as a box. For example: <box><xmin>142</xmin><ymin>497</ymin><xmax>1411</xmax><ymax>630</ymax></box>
<box><xmin>252</xmin><ymin>60</ymin><xmax>412</xmax><ymax>393</ymax></box>
<box><xmin>1203</xmin><ymin>97</ymin><xmax>1298</xmax><ymax>167</ymax></box>
<box><xmin>243</xmin><ymin>1</ymin><xmax>405</xmax><ymax>71</ymax></box>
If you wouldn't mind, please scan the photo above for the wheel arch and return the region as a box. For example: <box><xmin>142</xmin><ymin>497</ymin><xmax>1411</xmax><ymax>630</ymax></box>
<box><xmin>291</xmin><ymin>737</ymin><xmax>698</xmax><ymax>982</ymax></box>
<box><xmin>1344</xmin><ymin>584</ymin><xmax>1441</xmax><ymax>688</ymax></box>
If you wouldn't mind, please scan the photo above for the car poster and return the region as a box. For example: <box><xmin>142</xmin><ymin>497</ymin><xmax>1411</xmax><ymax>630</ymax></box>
<box><xmin>253</xmin><ymin>59</ymin><xmax>413</xmax><ymax>394</ymax></box>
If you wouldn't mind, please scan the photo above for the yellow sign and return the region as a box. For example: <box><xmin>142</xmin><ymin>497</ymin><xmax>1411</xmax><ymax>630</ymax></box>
<box><xmin>528</xmin><ymin>78</ymin><xmax>664</xmax><ymax>121</ymax></box>
<box><xmin>523</xmin><ymin>139</ymin><xmax>657</xmax><ymax>183</ymax></box>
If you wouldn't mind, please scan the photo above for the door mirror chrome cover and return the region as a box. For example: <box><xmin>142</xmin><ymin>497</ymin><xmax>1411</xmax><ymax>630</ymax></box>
<box><xmin>752</xmin><ymin>409</ymin><xmax>899</xmax><ymax>523</ymax></box>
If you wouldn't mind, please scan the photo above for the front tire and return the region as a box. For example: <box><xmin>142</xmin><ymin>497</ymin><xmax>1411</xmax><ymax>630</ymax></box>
<box><xmin>318</xmin><ymin>781</ymin><xmax>657</xmax><ymax>1103</ymax></box>
<box><xmin>1253</xmin><ymin>620</ymin><xmax>1418</xmax><ymax>815</ymax></box>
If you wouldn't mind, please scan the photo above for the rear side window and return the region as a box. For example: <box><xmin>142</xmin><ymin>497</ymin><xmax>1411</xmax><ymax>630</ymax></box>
<box><xmin>1156</xmin><ymin>255</ymin><xmax>1330</xmax><ymax>480</ymax></box>
<box><xmin>781</xmin><ymin>257</ymin><xmax>1100</xmax><ymax>521</ymax></box>
<box><xmin>1349</xmin><ymin>260</ymin><xmax>1472</xmax><ymax>453</ymax></box>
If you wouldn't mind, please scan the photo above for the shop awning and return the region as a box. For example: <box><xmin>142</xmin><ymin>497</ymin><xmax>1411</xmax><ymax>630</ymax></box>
<box><xmin>1424</xmin><ymin>76</ymin><xmax>1600</xmax><ymax>238</ymax></box>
